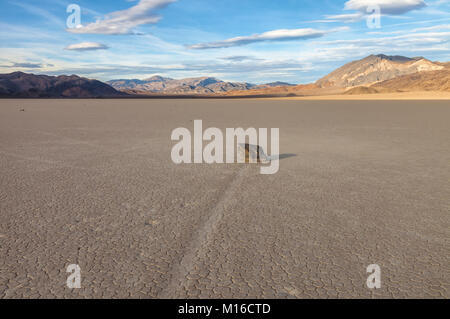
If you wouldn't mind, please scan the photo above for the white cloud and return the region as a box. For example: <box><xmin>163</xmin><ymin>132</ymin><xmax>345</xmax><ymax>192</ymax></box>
<box><xmin>65</xmin><ymin>42</ymin><xmax>109</xmax><ymax>51</ymax></box>
<box><xmin>188</xmin><ymin>28</ymin><xmax>344</xmax><ymax>50</ymax></box>
<box><xmin>67</xmin><ymin>0</ymin><xmax>176</xmax><ymax>35</ymax></box>
<box><xmin>344</xmin><ymin>0</ymin><xmax>427</xmax><ymax>15</ymax></box>
<box><xmin>324</xmin><ymin>13</ymin><xmax>365</xmax><ymax>22</ymax></box>
<box><xmin>311</xmin><ymin>12</ymin><xmax>365</xmax><ymax>23</ymax></box>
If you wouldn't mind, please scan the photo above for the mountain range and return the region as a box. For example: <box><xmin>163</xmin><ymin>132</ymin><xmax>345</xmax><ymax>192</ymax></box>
<box><xmin>0</xmin><ymin>72</ymin><xmax>123</xmax><ymax>98</ymax></box>
<box><xmin>1</xmin><ymin>54</ymin><xmax>448</xmax><ymax>98</ymax></box>
<box><xmin>107</xmin><ymin>77</ymin><xmax>294</xmax><ymax>95</ymax></box>
<box><xmin>223</xmin><ymin>54</ymin><xmax>449</xmax><ymax>96</ymax></box>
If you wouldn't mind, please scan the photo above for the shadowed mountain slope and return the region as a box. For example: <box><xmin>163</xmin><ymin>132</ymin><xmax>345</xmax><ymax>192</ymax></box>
<box><xmin>0</xmin><ymin>72</ymin><xmax>124</xmax><ymax>98</ymax></box>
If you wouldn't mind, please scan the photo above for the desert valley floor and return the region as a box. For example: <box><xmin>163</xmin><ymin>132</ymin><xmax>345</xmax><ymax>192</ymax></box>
<box><xmin>0</xmin><ymin>99</ymin><xmax>449</xmax><ymax>298</ymax></box>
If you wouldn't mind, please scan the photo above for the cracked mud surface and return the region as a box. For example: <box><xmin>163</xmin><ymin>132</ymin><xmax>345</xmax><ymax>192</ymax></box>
<box><xmin>0</xmin><ymin>99</ymin><xmax>449</xmax><ymax>298</ymax></box>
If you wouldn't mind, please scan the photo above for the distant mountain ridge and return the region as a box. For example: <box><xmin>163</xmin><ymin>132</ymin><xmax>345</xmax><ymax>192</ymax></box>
<box><xmin>107</xmin><ymin>76</ymin><xmax>253</xmax><ymax>94</ymax></box>
<box><xmin>316</xmin><ymin>54</ymin><xmax>444</xmax><ymax>88</ymax></box>
<box><xmin>107</xmin><ymin>76</ymin><xmax>296</xmax><ymax>95</ymax></box>
<box><xmin>0</xmin><ymin>72</ymin><xmax>123</xmax><ymax>98</ymax></box>
<box><xmin>252</xmin><ymin>81</ymin><xmax>296</xmax><ymax>89</ymax></box>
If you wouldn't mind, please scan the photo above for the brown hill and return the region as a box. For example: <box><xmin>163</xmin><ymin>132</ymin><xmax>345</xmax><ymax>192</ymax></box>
<box><xmin>316</xmin><ymin>54</ymin><xmax>444</xmax><ymax>88</ymax></box>
<box><xmin>372</xmin><ymin>68</ymin><xmax>450</xmax><ymax>92</ymax></box>
<box><xmin>344</xmin><ymin>86</ymin><xmax>380</xmax><ymax>95</ymax></box>
<box><xmin>0</xmin><ymin>72</ymin><xmax>123</xmax><ymax>98</ymax></box>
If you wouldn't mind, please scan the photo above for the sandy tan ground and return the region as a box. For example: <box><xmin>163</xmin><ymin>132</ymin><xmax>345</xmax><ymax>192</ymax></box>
<box><xmin>264</xmin><ymin>91</ymin><xmax>450</xmax><ymax>100</ymax></box>
<box><xmin>0</xmin><ymin>99</ymin><xmax>449</xmax><ymax>299</ymax></box>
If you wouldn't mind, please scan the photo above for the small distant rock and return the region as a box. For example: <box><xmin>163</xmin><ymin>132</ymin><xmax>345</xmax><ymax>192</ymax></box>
<box><xmin>145</xmin><ymin>220</ymin><xmax>160</xmax><ymax>226</ymax></box>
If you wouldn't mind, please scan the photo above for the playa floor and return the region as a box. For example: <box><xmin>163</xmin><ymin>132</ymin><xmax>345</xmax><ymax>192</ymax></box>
<box><xmin>0</xmin><ymin>99</ymin><xmax>448</xmax><ymax>298</ymax></box>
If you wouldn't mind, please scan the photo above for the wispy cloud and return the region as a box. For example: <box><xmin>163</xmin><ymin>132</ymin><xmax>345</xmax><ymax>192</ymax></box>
<box><xmin>11</xmin><ymin>2</ymin><xmax>64</xmax><ymax>26</ymax></box>
<box><xmin>67</xmin><ymin>0</ymin><xmax>176</xmax><ymax>35</ymax></box>
<box><xmin>367</xmin><ymin>23</ymin><xmax>450</xmax><ymax>34</ymax></box>
<box><xmin>65</xmin><ymin>42</ymin><xmax>109</xmax><ymax>51</ymax></box>
<box><xmin>344</xmin><ymin>0</ymin><xmax>427</xmax><ymax>15</ymax></box>
<box><xmin>0</xmin><ymin>61</ymin><xmax>55</xmax><ymax>70</ymax></box>
<box><xmin>316</xmin><ymin>31</ymin><xmax>450</xmax><ymax>51</ymax></box>
<box><xmin>311</xmin><ymin>13</ymin><xmax>365</xmax><ymax>23</ymax></box>
<box><xmin>220</xmin><ymin>56</ymin><xmax>263</xmax><ymax>62</ymax></box>
<box><xmin>11</xmin><ymin>62</ymin><xmax>45</xmax><ymax>68</ymax></box>
<box><xmin>188</xmin><ymin>28</ymin><xmax>346</xmax><ymax>49</ymax></box>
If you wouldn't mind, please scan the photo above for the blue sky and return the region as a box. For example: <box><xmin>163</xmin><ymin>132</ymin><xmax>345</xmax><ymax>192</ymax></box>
<box><xmin>0</xmin><ymin>0</ymin><xmax>449</xmax><ymax>83</ymax></box>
